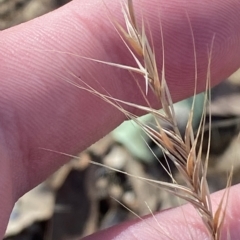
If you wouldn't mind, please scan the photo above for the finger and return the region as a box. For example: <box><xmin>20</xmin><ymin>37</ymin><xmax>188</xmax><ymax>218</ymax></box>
<box><xmin>84</xmin><ymin>184</ymin><xmax>240</xmax><ymax>240</ymax></box>
<box><xmin>1</xmin><ymin>0</ymin><xmax>239</xmax><ymax>194</ymax></box>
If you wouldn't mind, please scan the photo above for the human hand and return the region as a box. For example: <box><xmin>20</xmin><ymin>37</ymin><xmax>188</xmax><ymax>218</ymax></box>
<box><xmin>0</xmin><ymin>0</ymin><xmax>240</xmax><ymax>239</ymax></box>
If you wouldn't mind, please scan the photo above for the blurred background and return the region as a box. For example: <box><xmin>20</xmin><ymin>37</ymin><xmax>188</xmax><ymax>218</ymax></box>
<box><xmin>2</xmin><ymin>1</ymin><xmax>240</xmax><ymax>239</ymax></box>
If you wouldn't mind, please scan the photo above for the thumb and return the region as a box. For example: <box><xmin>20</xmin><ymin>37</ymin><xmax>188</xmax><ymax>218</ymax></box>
<box><xmin>84</xmin><ymin>184</ymin><xmax>240</xmax><ymax>240</ymax></box>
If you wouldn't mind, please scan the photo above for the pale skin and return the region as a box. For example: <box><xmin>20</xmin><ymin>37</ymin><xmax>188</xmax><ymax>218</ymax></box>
<box><xmin>0</xmin><ymin>0</ymin><xmax>240</xmax><ymax>239</ymax></box>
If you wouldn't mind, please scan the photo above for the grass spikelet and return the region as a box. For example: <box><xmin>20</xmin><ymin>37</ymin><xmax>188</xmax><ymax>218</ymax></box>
<box><xmin>114</xmin><ymin>2</ymin><xmax>233</xmax><ymax>239</ymax></box>
<box><xmin>109</xmin><ymin>1</ymin><xmax>232</xmax><ymax>239</ymax></box>
<box><xmin>56</xmin><ymin>1</ymin><xmax>233</xmax><ymax>239</ymax></box>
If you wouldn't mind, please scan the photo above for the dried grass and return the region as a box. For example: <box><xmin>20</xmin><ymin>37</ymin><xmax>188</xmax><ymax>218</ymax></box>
<box><xmin>110</xmin><ymin>2</ymin><xmax>233</xmax><ymax>239</ymax></box>
<box><xmin>47</xmin><ymin>1</ymin><xmax>233</xmax><ymax>239</ymax></box>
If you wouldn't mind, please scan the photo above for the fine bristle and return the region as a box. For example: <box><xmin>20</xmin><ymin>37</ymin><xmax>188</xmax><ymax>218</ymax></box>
<box><xmin>47</xmin><ymin>1</ymin><xmax>232</xmax><ymax>239</ymax></box>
